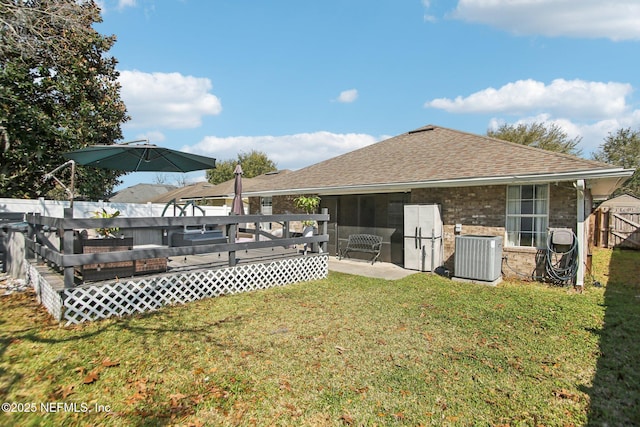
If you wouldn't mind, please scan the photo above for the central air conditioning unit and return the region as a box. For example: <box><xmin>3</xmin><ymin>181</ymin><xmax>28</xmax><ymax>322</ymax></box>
<box><xmin>454</xmin><ymin>235</ymin><xmax>503</xmax><ymax>284</ymax></box>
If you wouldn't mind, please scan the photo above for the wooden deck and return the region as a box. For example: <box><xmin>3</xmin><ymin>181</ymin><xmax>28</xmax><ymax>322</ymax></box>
<box><xmin>25</xmin><ymin>211</ymin><xmax>330</xmax><ymax>288</ymax></box>
<box><xmin>29</xmin><ymin>248</ymin><xmax>328</xmax><ymax>324</ymax></box>
<box><xmin>24</xmin><ymin>211</ymin><xmax>331</xmax><ymax>324</ymax></box>
<box><xmin>34</xmin><ymin>244</ymin><xmax>312</xmax><ymax>291</ymax></box>
<box><xmin>165</xmin><ymin>245</ymin><xmax>305</xmax><ymax>274</ymax></box>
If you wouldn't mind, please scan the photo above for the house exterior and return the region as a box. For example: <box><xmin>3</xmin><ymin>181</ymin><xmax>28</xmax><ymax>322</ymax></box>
<box><xmin>243</xmin><ymin>125</ymin><xmax>634</xmax><ymax>286</ymax></box>
<box><xmin>149</xmin><ymin>170</ymin><xmax>291</xmax><ymax>210</ymax></box>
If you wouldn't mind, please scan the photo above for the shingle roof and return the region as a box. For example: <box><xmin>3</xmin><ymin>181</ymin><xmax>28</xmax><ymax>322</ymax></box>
<box><xmin>246</xmin><ymin>125</ymin><xmax>623</xmax><ymax>195</ymax></box>
<box><xmin>149</xmin><ymin>181</ymin><xmax>214</xmax><ymax>203</ymax></box>
<box><xmin>149</xmin><ymin>170</ymin><xmax>292</xmax><ymax>203</ymax></box>
<box><xmin>109</xmin><ymin>183</ymin><xmax>178</xmax><ymax>203</ymax></box>
<box><xmin>599</xmin><ymin>194</ymin><xmax>640</xmax><ymax>208</ymax></box>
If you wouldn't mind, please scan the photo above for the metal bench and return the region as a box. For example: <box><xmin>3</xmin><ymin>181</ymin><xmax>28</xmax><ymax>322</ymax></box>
<box><xmin>338</xmin><ymin>234</ymin><xmax>383</xmax><ymax>264</ymax></box>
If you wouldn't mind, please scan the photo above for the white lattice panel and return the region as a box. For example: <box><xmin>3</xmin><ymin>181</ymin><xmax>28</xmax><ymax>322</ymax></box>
<box><xmin>28</xmin><ymin>263</ymin><xmax>63</xmax><ymax>321</ymax></box>
<box><xmin>60</xmin><ymin>254</ymin><xmax>328</xmax><ymax>325</ymax></box>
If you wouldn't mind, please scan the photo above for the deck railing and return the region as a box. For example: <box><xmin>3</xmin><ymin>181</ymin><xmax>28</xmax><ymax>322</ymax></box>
<box><xmin>25</xmin><ymin>208</ymin><xmax>329</xmax><ymax>288</ymax></box>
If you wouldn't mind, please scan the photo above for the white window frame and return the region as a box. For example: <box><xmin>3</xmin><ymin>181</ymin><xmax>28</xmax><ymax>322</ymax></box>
<box><xmin>505</xmin><ymin>184</ymin><xmax>549</xmax><ymax>248</ymax></box>
<box><xmin>260</xmin><ymin>197</ymin><xmax>273</xmax><ymax>230</ymax></box>
<box><xmin>260</xmin><ymin>196</ymin><xmax>273</xmax><ymax>215</ymax></box>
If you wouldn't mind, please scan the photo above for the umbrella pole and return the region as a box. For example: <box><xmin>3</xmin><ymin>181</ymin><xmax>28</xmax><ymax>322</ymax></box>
<box><xmin>69</xmin><ymin>160</ymin><xmax>75</xmax><ymax>210</ymax></box>
<box><xmin>42</xmin><ymin>159</ymin><xmax>76</xmax><ymax>210</ymax></box>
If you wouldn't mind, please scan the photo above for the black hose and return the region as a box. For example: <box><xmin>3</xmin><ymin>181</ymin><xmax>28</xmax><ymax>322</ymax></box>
<box><xmin>545</xmin><ymin>229</ymin><xmax>579</xmax><ymax>284</ymax></box>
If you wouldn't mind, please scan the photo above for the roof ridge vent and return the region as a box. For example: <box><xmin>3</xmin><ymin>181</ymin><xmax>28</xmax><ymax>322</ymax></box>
<box><xmin>408</xmin><ymin>125</ymin><xmax>436</xmax><ymax>134</ymax></box>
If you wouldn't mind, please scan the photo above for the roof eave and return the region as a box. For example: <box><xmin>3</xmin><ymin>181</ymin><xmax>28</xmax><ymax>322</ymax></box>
<box><xmin>244</xmin><ymin>168</ymin><xmax>635</xmax><ymax>197</ymax></box>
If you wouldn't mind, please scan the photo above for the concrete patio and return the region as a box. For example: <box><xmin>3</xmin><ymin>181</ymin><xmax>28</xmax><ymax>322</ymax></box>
<box><xmin>328</xmin><ymin>256</ymin><xmax>416</xmax><ymax>280</ymax></box>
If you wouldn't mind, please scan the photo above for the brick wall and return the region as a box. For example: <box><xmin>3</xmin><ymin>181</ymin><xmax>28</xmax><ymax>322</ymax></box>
<box><xmin>274</xmin><ymin>195</ymin><xmax>300</xmax><ymax>214</ymax></box>
<box><xmin>249</xmin><ymin>195</ymin><xmax>316</xmax><ymax>234</ymax></box>
<box><xmin>248</xmin><ymin>195</ymin><xmax>304</xmax><ymax>215</ymax></box>
<box><xmin>248</xmin><ymin>197</ymin><xmax>260</xmax><ymax>215</ymax></box>
<box><xmin>259</xmin><ymin>184</ymin><xmax>579</xmax><ymax>280</ymax></box>
<box><xmin>411</xmin><ymin>184</ymin><xmax>578</xmax><ymax>280</ymax></box>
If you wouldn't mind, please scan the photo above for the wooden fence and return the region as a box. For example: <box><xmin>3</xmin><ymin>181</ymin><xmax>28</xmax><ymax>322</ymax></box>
<box><xmin>593</xmin><ymin>207</ymin><xmax>640</xmax><ymax>249</ymax></box>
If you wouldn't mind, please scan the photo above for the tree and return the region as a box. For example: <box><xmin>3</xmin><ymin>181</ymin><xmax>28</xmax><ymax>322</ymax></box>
<box><xmin>487</xmin><ymin>122</ymin><xmax>582</xmax><ymax>157</ymax></box>
<box><xmin>206</xmin><ymin>150</ymin><xmax>277</xmax><ymax>185</ymax></box>
<box><xmin>206</xmin><ymin>161</ymin><xmax>235</xmax><ymax>185</ymax></box>
<box><xmin>0</xmin><ymin>0</ymin><xmax>129</xmax><ymax>200</ymax></box>
<box><xmin>0</xmin><ymin>0</ymin><xmax>97</xmax><ymax>65</ymax></box>
<box><xmin>592</xmin><ymin>128</ymin><xmax>640</xmax><ymax>198</ymax></box>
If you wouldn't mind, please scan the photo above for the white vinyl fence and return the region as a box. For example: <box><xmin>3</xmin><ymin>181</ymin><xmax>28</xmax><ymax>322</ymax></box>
<box><xmin>0</xmin><ymin>197</ymin><xmax>229</xmax><ymax>218</ymax></box>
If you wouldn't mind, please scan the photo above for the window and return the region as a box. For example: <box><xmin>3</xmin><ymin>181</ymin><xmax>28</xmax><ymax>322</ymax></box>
<box><xmin>506</xmin><ymin>184</ymin><xmax>548</xmax><ymax>247</ymax></box>
<box><xmin>260</xmin><ymin>197</ymin><xmax>272</xmax><ymax>230</ymax></box>
<box><xmin>260</xmin><ymin>197</ymin><xmax>272</xmax><ymax>214</ymax></box>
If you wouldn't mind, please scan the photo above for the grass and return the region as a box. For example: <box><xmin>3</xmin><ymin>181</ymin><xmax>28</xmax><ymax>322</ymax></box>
<box><xmin>587</xmin><ymin>247</ymin><xmax>640</xmax><ymax>423</ymax></box>
<box><xmin>0</xmin><ymin>247</ymin><xmax>638</xmax><ymax>426</ymax></box>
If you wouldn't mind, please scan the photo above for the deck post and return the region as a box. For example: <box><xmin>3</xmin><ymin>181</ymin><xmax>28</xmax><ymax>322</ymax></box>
<box><xmin>27</xmin><ymin>213</ymin><xmax>38</xmax><ymax>262</ymax></box>
<box><xmin>575</xmin><ymin>180</ymin><xmax>585</xmax><ymax>289</ymax></box>
<box><xmin>228</xmin><ymin>222</ymin><xmax>237</xmax><ymax>266</ymax></box>
<box><xmin>320</xmin><ymin>208</ymin><xmax>328</xmax><ymax>253</ymax></box>
<box><xmin>63</xmin><ymin>207</ymin><xmax>75</xmax><ymax>288</ymax></box>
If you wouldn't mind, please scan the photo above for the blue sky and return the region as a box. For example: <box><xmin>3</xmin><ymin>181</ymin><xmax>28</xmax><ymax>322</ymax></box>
<box><xmin>95</xmin><ymin>0</ymin><xmax>640</xmax><ymax>190</ymax></box>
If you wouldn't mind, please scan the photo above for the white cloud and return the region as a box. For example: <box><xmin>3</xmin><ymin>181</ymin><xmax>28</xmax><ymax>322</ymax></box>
<box><xmin>487</xmin><ymin>113</ymin><xmax>639</xmax><ymax>155</ymax></box>
<box><xmin>96</xmin><ymin>0</ymin><xmax>137</xmax><ymax>13</ymax></box>
<box><xmin>451</xmin><ymin>0</ymin><xmax>640</xmax><ymax>41</ymax></box>
<box><xmin>422</xmin><ymin>0</ymin><xmax>437</xmax><ymax>22</ymax></box>
<box><xmin>184</xmin><ymin>131</ymin><xmax>380</xmax><ymax>170</ymax></box>
<box><xmin>431</xmin><ymin>78</ymin><xmax>640</xmax><ymax>156</ymax></box>
<box><xmin>131</xmin><ymin>130</ymin><xmax>165</xmax><ymax>144</ymax></box>
<box><xmin>336</xmin><ymin>89</ymin><xmax>358</xmax><ymax>103</ymax></box>
<box><xmin>117</xmin><ymin>0</ymin><xmax>136</xmax><ymax>10</ymax></box>
<box><xmin>425</xmin><ymin>79</ymin><xmax>632</xmax><ymax>119</ymax></box>
<box><xmin>489</xmin><ymin>113</ymin><xmax>584</xmax><ymax>145</ymax></box>
<box><xmin>570</xmin><ymin>113</ymin><xmax>640</xmax><ymax>154</ymax></box>
<box><xmin>118</xmin><ymin>70</ymin><xmax>222</xmax><ymax>129</ymax></box>
<box><xmin>423</xmin><ymin>14</ymin><xmax>437</xmax><ymax>23</ymax></box>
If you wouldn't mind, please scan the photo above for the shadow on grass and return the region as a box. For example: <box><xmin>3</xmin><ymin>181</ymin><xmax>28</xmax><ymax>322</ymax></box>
<box><xmin>587</xmin><ymin>248</ymin><xmax>640</xmax><ymax>425</ymax></box>
<box><xmin>0</xmin><ymin>293</ymin><xmax>242</xmax><ymax>404</ymax></box>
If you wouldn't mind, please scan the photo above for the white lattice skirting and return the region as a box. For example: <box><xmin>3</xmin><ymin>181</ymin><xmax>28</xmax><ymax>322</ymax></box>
<box><xmin>28</xmin><ymin>263</ymin><xmax>64</xmax><ymax>321</ymax></box>
<box><xmin>28</xmin><ymin>254</ymin><xmax>328</xmax><ymax>325</ymax></box>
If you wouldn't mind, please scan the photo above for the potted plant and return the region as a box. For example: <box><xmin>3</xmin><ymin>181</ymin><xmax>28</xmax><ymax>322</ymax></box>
<box><xmin>79</xmin><ymin>208</ymin><xmax>133</xmax><ymax>281</ymax></box>
<box><xmin>92</xmin><ymin>208</ymin><xmax>121</xmax><ymax>238</ymax></box>
<box><xmin>294</xmin><ymin>195</ymin><xmax>320</xmax><ymax>237</ymax></box>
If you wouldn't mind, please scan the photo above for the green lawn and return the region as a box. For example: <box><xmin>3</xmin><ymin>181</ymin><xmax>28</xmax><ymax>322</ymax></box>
<box><xmin>0</xmin><ymin>247</ymin><xmax>638</xmax><ymax>426</ymax></box>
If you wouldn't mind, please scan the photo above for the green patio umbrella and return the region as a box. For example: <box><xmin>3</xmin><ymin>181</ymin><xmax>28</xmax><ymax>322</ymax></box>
<box><xmin>62</xmin><ymin>141</ymin><xmax>216</xmax><ymax>172</ymax></box>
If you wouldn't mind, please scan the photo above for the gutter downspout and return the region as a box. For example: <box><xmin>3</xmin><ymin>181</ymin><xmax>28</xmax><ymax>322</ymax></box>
<box><xmin>576</xmin><ymin>179</ymin><xmax>586</xmax><ymax>289</ymax></box>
